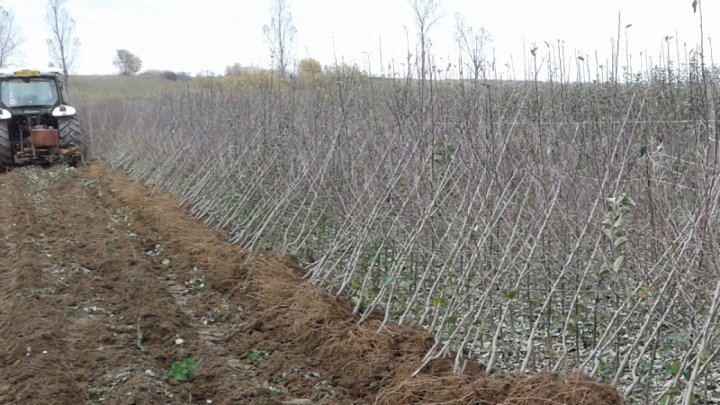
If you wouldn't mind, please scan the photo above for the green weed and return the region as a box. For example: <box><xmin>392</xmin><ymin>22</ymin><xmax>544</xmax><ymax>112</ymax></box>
<box><xmin>168</xmin><ymin>356</ymin><xmax>201</xmax><ymax>382</ymax></box>
<box><xmin>247</xmin><ymin>349</ymin><xmax>271</xmax><ymax>362</ymax></box>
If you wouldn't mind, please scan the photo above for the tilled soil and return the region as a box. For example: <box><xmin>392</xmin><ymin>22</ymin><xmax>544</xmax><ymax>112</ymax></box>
<box><xmin>0</xmin><ymin>163</ymin><xmax>624</xmax><ymax>404</ymax></box>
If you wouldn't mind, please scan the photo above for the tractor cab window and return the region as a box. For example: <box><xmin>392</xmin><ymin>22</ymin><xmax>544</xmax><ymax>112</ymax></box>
<box><xmin>1</xmin><ymin>78</ymin><xmax>59</xmax><ymax>108</ymax></box>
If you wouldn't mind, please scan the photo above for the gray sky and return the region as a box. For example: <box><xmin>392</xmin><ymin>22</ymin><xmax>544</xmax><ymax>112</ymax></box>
<box><xmin>3</xmin><ymin>0</ymin><xmax>718</xmax><ymax>77</ymax></box>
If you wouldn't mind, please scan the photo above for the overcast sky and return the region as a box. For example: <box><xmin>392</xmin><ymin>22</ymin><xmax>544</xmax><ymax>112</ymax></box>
<box><xmin>2</xmin><ymin>0</ymin><xmax>718</xmax><ymax>77</ymax></box>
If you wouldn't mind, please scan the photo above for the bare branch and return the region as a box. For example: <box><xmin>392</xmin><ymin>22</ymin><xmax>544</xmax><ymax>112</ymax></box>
<box><xmin>0</xmin><ymin>7</ymin><xmax>21</xmax><ymax>68</ymax></box>
<box><xmin>263</xmin><ymin>0</ymin><xmax>296</xmax><ymax>76</ymax></box>
<box><xmin>46</xmin><ymin>0</ymin><xmax>79</xmax><ymax>80</ymax></box>
<box><xmin>455</xmin><ymin>13</ymin><xmax>491</xmax><ymax>82</ymax></box>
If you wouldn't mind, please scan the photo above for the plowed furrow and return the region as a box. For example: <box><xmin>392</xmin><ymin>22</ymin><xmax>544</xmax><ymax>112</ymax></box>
<box><xmin>0</xmin><ymin>170</ymin><xmax>84</xmax><ymax>403</ymax></box>
<box><xmin>0</xmin><ymin>164</ymin><xmax>624</xmax><ymax>405</ymax></box>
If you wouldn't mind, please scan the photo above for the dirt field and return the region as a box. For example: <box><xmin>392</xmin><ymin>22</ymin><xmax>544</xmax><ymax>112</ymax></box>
<box><xmin>0</xmin><ymin>163</ymin><xmax>624</xmax><ymax>404</ymax></box>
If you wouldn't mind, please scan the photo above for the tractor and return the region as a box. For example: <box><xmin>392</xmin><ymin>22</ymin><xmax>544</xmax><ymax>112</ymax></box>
<box><xmin>0</xmin><ymin>68</ymin><xmax>82</xmax><ymax>167</ymax></box>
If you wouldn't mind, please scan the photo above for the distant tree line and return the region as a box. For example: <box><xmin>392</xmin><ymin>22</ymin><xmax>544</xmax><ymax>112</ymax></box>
<box><xmin>223</xmin><ymin>59</ymin><xmax>368</xmax><ymax>84</ymax></box>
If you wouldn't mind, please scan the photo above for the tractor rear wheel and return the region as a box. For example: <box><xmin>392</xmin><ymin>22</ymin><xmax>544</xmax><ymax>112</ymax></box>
<box><xmin>58</xmin><ymin>116</ymin><xmax>83</xmax><ymax>166</ymax></box>
<box><xmin>58</xmin><ymin>115</ymin><xmax>82</xmax><ymax>148</ymax></box>
<box><xmin>0</xmin><ymin>122</ymin><xmax>12</xmax><ymax>166</ymax></box>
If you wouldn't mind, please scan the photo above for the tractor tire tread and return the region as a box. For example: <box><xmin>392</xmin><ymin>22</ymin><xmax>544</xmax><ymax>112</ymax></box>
<box><xmin>58</xmin><ymin>116</ymin><xmax>82</xmax><ymax>148</ymax></box>
<box><xmin>0</xmin><ymin>124</ymin><xmax>11</xmax><ymax>165</ymax></box>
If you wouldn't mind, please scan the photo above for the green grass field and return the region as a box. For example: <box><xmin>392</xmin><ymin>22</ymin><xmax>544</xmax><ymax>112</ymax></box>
<box><xmin>67</xmin><ymin>73</ymin><xmax>192</xmax><ymax>102</ymax></box>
